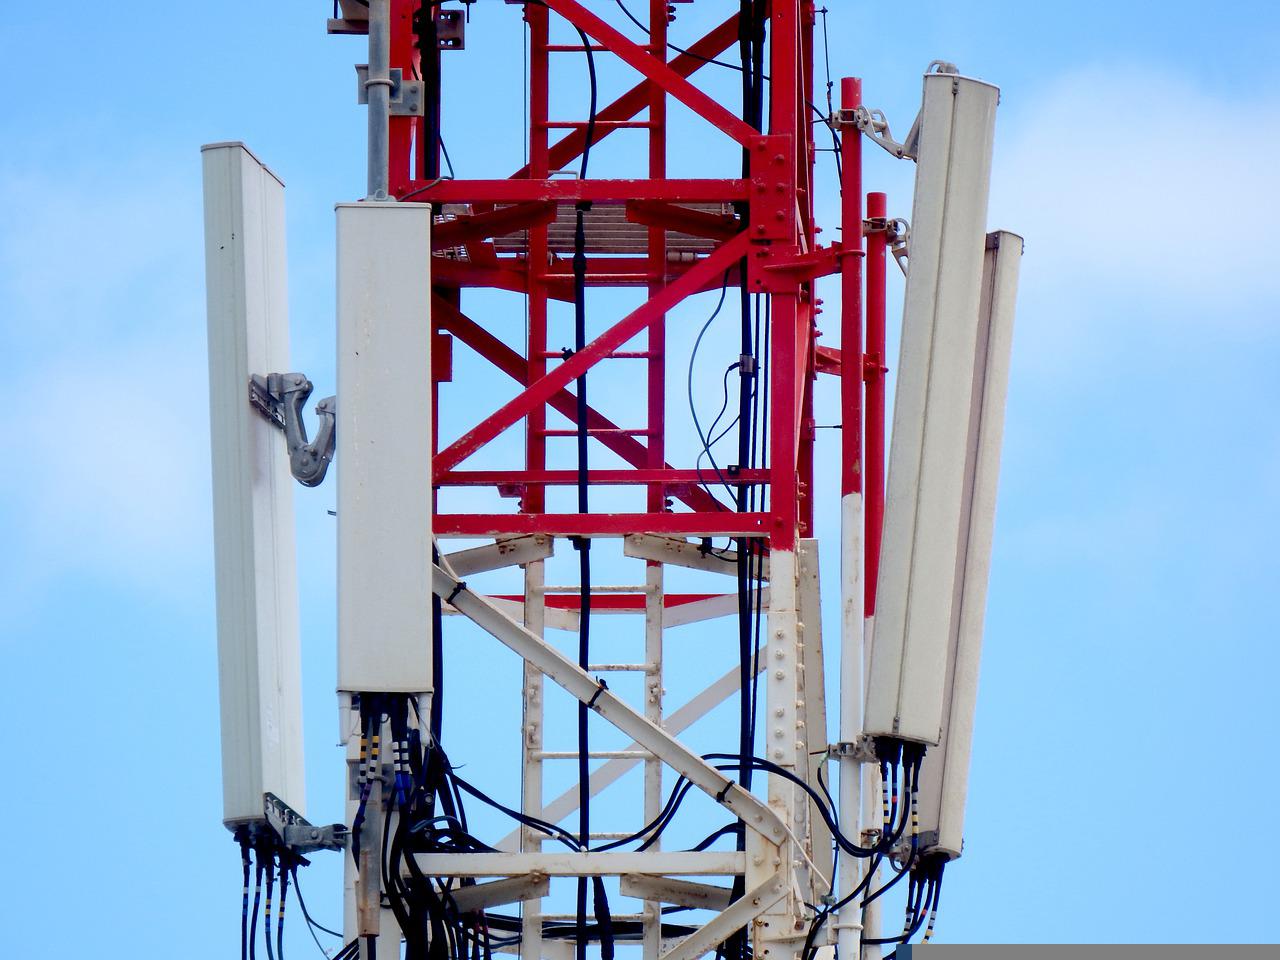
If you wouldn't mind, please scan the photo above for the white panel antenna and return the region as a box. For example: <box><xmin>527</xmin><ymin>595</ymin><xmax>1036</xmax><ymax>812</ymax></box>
<box><xmin>202</xmin><ymin>142</ymin><xmax>306</xmax><ymax>827</ymax></box>
<box><xmin>865</xmin><ymin>68</ymin><xmax>1000</xmax><ymax>745</ymax></box>
<box><xmin>917</xmin><ymin>230</ymin><xmax>1022</xmax><ymax>859</ymax></box>
<box><xmin>336</xmin><ymin>202</ymin><xmax>434</xmax><ymax>694</ymax></box>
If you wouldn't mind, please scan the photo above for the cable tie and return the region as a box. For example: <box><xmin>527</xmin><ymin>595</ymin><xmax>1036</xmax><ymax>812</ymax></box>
<box><xmin>715</xmin><ymin>782</ymin><xmax>732</xmax><ymax>803</ymax></box>
<box><xmin>587</xmin><ymin>677</ymin><xmax>609</xmax><ymax>708</ymax></box>
<box><xmin>446</xmin><ymin>580</ymin><xmax>467</xmax><ymax>604</ymax></box>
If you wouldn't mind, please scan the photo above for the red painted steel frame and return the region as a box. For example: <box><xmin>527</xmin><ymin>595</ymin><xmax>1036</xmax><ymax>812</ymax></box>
<box><xmin>383</xmin><ymin>2</ymin><xmax>885</xmax><ymax>554</ymax></box>
<box><xmin>864</xmin><ymin>191</ymin><xmax>888</xmax><ymax>612</ymax></box>
<box><xmin>839</xmin><ymin>79</ymin><xmax>864</xmax><ymax>505</ymax></box>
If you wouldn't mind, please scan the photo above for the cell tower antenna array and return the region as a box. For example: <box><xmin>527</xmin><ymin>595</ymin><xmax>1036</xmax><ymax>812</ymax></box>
<box><xmin>202</xmin><ymin>4</ymin><xmax>1022</xmax><ymax>960</ymax></box>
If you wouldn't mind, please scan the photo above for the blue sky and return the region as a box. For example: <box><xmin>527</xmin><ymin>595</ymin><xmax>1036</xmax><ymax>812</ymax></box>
<box><xmin>2</xmin><ymin>1</ymin><xmax>1279</xmax><ymax>954</ymax></box>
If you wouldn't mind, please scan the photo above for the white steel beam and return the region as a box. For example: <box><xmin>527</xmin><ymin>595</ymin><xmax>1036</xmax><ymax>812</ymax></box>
<box><xmin>643</xmin><ymin>560</ymin><xmax>666</xmax><ymax>959</ymax></box>
<box><xmin>620</xmin><ymin>876</ymin><xmax>734</xmax><ymax>911</ymax></box>
<box><xmin>836</xmin><ymin>487</ymin><xmax>866</xmax><ymax>957</ymax></box>
<box><xmin>664</xmin><ymin>589</ymin><xmax>770</xmax><ymax>629</ymax></box>
<box><xmin>444</xmin><ymin>593</ymin><xmax>581</xmax><ymax>633</ymax></box>
<box><xmin>624</xmin><ymin>534</ymin><xmax>770</xmax><ymax>580</ymax></box>
<box><xmin>444</xmin><ymin>535</ymin><xmax>554</xmax><ymax>577</ymax></box>
<box><xmin>413</xmin><ymin>852</ymin><xmax>746</xmax><ymax>877</ymax></box>
<box><xmin>496</xmin><ymin>943</ymin><xmax>573</xmax><ymax>960</ymax></box>
<box><xmin>449</xmin><ymin>874</ymin><xmax>551</xmax><ymax>913</ymax></box>
<box><xmin>519</xmin><ymin>559</ymin><xmax>546</xmax><ymax>960</ymax></box>
<box><xmin>496</xmin><ymin>647</ymin><xmax>765</xmax><ymax>852</ymax></box>
<box><xmin>798</xmin><ymin>539</ymin><xmax>832</xmax><ymax>888</ymax></box>
<box><xmin>755</xmin><ymin>546</ymin><xmax>807</xmax><ymax>943</ymax></box>
<box><xmin>432</xmin><ymin>561</ymin><xmax>789</xmax><ymax>846</ymax></box>
<box><xmin>658</xmin><ymin>873</ymin><xmax>788</xmax><ymax>960</ymax></box>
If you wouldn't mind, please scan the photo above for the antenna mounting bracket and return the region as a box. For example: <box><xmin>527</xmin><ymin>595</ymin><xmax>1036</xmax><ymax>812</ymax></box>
<box><xmin>249</xmin><ymin>373</ymin><xmax>336</xmax><ymax>488</ymax></box>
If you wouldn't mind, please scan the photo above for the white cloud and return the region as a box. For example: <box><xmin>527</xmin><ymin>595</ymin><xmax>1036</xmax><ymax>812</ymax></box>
<box><xmin>990</xmin><ymin>65</ymin><xmax>1280</xmax><ymax>312</ymax></box>
<box><xmin>0</xmin><ymin>154</ymin><xmax>212</xmax><ymax>606</ymax></box>
<box><xmin>0</xmin><ymin>158</ymin><xmax>203</xmax><ymax>351</ymax></box>
<box><xmin>0</xmin><ymin>335</ymin><xmax>211</xmax><ymax>604</ymax></box>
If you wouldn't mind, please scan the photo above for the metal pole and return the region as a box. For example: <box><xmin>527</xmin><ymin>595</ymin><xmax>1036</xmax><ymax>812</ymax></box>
<box><xmin>835</xmin><ymin>76</ymin><xmax>865</xmax><ymax>960</ymax></box>
<box><xmin>366</xmin><ymin>0</ymin><xmax>392</xmax><ymax>200</ymax></box>
<box><xmin>860</xmin><ymin>190</ymin><xmax>889</xmax><ymax>960</ymax></box>
<box><xmin>864</xmin><ymin>192</ymin><xmax>888</xmax><ymax>612</ymax></box>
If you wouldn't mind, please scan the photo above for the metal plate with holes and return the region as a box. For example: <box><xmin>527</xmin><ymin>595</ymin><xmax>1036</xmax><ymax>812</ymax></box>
<box><xmin>355</xmin><ymin>65</ymin><xmax>424</xmax><ymax>117</ymax></box>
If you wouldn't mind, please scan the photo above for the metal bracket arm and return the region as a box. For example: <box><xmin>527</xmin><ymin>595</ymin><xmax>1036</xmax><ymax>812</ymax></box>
<box><xmin>828</xmin><ymin>736</ymin><xmax>879</xmax><ymax>764</ymax></box>
<box><xmin>263</xmin><ymin>792</ymin><xmax>349</xmax><ymax>854</ymax></box>
<box><xmin>248</xmin><ymin>373</ymin><xmax>336</xmax><ymax>488</ymax></box>
<box><xmin>888</xmin><ymin>217</ymin><xmax>911</xmax><ymax>277</ymax></box>
<box><xmin>852</xmin><ymin>105</ymin><xmax>921</xmax><ymax>161</ymax></box>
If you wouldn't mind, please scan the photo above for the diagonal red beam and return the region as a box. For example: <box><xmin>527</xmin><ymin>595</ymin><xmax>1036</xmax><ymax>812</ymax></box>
<box><xmin>509</xmin><ymin>11</ymin><xmax>742</xmax><ymax>181</ymax></box>
<box><xmin>433</xmin><ymin>202</ymin><xmax>556</xmax><ymax>249</ymax></box>
<box><xmin>436</xmin><ymin>232</ymin><xmax>749</xmax><ymax>474</ymax></box>
<box><xmin>543</xmin><ymin>0</ymin><xmax>758</xmax><ymax>147</ymax></box>
<box><xmin>433</xmin><ymin>297</ymin><xmax>730</xmax><ymax>516</ymax></box>
<box><xmin>626</xmin><ymin>201</ymin><xmax>741</xmax><ymax>240</ymax></box>
<box><xmin>814</xmin><ymin>344</ymin><xmax>842</xmax><ymax>376</ymax></box>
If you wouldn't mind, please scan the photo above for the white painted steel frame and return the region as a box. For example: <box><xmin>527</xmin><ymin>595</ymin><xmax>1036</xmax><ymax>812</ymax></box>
<box><xmin>430</xmin><ymin>542</ymin><xmax>814</xmax><ymax>960</ymax></box>
<box><xmin>498</xmin><ymin>640</ymin><xmax>768</xmax><ymax>853</ymax></box>
<box><xmin>414</xmin><ymin>852</ymin><xmax>748</xmax><ymax>877</ymax></box>
<box><xmin>836</xmin><ymin>489</ymin><xmax>866</xmax><ymax>957</ymax></box>
<box><xmin>433</xmin><ymin>558</ymin><xmax>788</xmax><ymax>844</ymax></box>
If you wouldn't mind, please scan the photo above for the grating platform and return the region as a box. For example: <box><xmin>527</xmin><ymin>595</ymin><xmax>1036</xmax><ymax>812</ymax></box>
<box><xmin>435</xmin><ymin>201</ymin><xmax>738</xmax><ymax>259</ymax></box>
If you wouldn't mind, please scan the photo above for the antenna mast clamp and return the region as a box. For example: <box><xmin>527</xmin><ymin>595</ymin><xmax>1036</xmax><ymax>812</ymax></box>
<box><xmin>249</xmin><ymin>373</ymin><xmax>336</xmax><ymax>488</ymax></box>
<box><xmin>852</xmin><ymin>105</ymin><xmax>921</xmax><ymax>161</ymax></box>
<box><xmin>852</xmin><ymin>62</ymin><xmax>963</xmax><ymax>161</ymax></box>
<box><xmin>828</xmin><ymin>736</ymin><xmax>880</xmax><ymax>763</ymax></box>
<box><xmin>263</xmin><ymin>793</ymin><xmax>349</xmax><ymax>855</ymax></box>
<box><xmin>354</xmin><ymin>65</ymin><xmax>425</xmax><ymax>117</ymax></box>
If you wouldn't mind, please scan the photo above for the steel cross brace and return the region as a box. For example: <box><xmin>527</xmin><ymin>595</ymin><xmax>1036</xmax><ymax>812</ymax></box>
<box><xmin>435</xmin><ymin>232</ymin><xmax>750</xmax><ymax>473</ymax></box>
<box><xmin>433</xmin><ymin>559</ymin><xmax>797</xmax><ymax>960</ymax></box>
<box><xmin>541</xmin><ymin>0</ymin><xmax>758</xmax><ymax>147</ymax></box>
<box><xmin>507</xmin><ymin>10</ymin><xmax>743</xmax><ymax>181</ymax></box>
<box><xmin>432</xmin><ymin>202</ymin><xmax>557</xmax><ymax>250</ymax></box>
<box><xmin>494</xmin><ymin>646</ymin><xmax>767</xmax><ymax>852</ymax></box>
<box><xmin>431</xmin><ymin>560</ymin><xmax>786</xmax><ymax>845</ymax></box>
<box><xmin>432</xmin><ymin>296</ymin><xmax>730</xmax><ymax>516</ymax></box>
<box><xmin>661</xmin><ymin>872</ymin><xmax>790</xmax><ymax>960</ymax></box>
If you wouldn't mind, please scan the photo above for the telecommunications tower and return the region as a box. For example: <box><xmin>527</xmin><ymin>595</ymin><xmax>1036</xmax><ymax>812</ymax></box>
<box><xmin>202</xmin><ymin>3</ymin><xmax>1021</xmax><ymax>960</ymax></box>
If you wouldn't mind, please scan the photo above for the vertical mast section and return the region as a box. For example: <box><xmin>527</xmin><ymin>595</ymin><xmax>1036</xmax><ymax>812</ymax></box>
<box><xmin>836</xmin><ymin>75</ymin><xmax>867</xmax><ymax>960</ymax></box>
<box><xmin>365</xmin><ymin>0</ymin><xmax>391</xmax><ymax>200</ymax></box>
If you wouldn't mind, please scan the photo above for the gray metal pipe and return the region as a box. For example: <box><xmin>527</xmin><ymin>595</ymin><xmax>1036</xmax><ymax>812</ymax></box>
<box><xmin>365</xmin><ymin>0</ymin><xmax>391</xmax><ymax>200</ymax></box>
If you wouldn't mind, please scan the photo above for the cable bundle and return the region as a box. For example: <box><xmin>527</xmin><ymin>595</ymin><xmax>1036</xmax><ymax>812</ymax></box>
<box><xmin>234</xmin><ymin>828</ymin><xmax>295</xmax><ymax>960</ymax></box>
<box><xmin>796</xmin><ymin>742</ymin><xmax>946</xmax><ymax>960</ymax></box>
